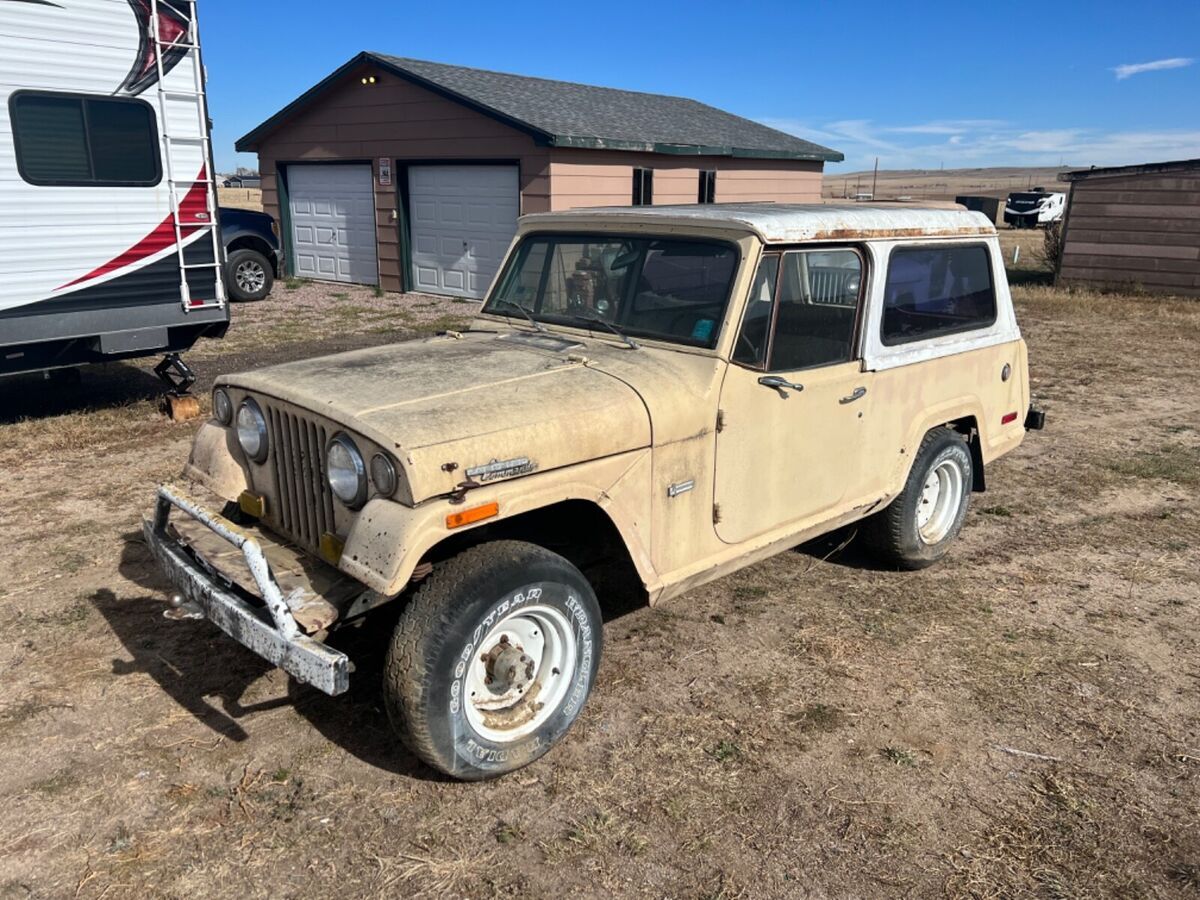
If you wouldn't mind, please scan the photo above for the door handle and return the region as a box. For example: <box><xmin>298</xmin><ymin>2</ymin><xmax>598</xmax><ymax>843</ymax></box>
<box><xmin>839</xmin><ymin>386</ymin><xmax>867</xmax><ymax>404</ymax></box>
<box><xmin>758</xmin><ymin>375</ymin><xmax>804</xmax><ymax>396</ymax></box>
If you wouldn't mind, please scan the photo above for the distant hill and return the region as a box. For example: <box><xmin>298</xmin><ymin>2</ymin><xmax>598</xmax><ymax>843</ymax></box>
<box><xmin>822</xmin><ymin>166</ymin><xmax>1073</xmax><ymax>201</ymax></box>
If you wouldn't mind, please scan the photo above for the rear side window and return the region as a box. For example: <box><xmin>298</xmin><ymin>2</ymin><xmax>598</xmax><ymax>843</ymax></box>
<box><xmin>881</xmin><ymin>245</ymin><xmax>996</xmax><ymax>345</ymax></box>
<box><xmin>11</xmin><ymin>92</ymin><xmax>161</xmax><ymax>186</ymax></box>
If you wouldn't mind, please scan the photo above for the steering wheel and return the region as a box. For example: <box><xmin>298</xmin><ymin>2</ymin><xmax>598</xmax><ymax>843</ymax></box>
<box><xmin>736</xmin><ymin>330</ymin><xmax>759</xmax><ymax>362</ymax></box>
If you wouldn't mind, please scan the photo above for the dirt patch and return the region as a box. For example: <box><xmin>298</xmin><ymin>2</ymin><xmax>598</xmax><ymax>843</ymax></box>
<box><xmin>0</xmin><ymin>271</ymin><xmax>1197</xmax><ymax>897</ymax></box>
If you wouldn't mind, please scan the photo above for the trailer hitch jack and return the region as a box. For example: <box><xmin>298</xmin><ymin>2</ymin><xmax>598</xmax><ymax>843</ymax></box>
<box><xmin>155</xmin><ymin>353</ymin><xmax>202</xmax><ymax>421</ymax></box>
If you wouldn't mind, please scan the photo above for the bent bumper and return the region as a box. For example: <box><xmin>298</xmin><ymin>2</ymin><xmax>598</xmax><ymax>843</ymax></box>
<box><xmin>143</xmin><ymin>484</ymin><xmax>350</xmax><ymax>695</ymax></box>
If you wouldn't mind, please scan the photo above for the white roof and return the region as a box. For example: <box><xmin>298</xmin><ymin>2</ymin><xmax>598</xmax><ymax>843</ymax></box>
<box><xmin>521</xmin><ymin>202</ymin><xmax>996</xmax><ymax>243</ymax></box>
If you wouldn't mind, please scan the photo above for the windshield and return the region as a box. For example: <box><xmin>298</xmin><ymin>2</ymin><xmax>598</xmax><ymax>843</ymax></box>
<box><xmin>482</xmin><ymin>234</ymin><xmax>739</xmax><ymax>348</ymax></box>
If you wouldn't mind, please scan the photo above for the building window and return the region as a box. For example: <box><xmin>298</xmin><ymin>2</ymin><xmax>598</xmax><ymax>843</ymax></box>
<box><xmin>881</xmin><ymin>245</ymin><xmax>996</xmax><ymax>345</ymax></box>
<box><xmin>10</xmin><ymin>92</ymin><xmax>161</xmax><ymax>186</ymax></box>
<box><xmin>632</xmin><ymin>167</ymin><xmax>653</xmax><ymax>206</ymax></box>
<box><xmin>698</xmin><ymin>169</ymin><xmax>717</xmax><ymax>203</ymax></box>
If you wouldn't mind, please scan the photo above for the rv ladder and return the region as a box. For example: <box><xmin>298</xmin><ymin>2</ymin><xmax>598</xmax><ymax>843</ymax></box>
<box><xmin>150</xmin><ymin>0</ymin><xmax>225</xmax><ymax>314</ymax></box>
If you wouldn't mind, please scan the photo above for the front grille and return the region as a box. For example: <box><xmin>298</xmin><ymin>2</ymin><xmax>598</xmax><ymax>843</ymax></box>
<box><xmin>265</xmin><ymin>406</ymin><xmax>336</xmax><ymax>552</ymax></box>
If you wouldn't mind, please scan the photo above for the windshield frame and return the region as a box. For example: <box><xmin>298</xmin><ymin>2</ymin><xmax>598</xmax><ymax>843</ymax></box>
<box><xmin>479</xmin><ymin>231</ymin><xmax>743</xmax><ymax>350</ymax></box>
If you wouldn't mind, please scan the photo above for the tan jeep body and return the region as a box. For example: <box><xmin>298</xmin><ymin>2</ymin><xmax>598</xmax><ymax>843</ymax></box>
<box><xmin>156</xmin><ymin>203</ymin><xmax>1031</xmax><ymax>696</ymax></box>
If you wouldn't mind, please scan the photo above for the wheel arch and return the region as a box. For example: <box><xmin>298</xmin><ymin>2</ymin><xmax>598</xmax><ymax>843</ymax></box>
<box><xmin>226</xmin><ymin>235</ymin><xmax>279</xmax><ymax>273</ymax></box>
<box><xmin>893</xmin><ymin>402</ymin><xmax>988</xmax><ymax>496</ymax></box>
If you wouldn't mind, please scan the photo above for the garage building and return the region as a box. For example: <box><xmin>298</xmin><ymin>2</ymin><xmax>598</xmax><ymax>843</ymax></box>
<box><xmin>235</xmin><ymin>53</ymin><xmax>842</xmax><ymax>299</ymax></box>
<box><xmin>1057</xmin><ymin>158</ymin><xmax>1200</xmax><ymax>297</ymax></box>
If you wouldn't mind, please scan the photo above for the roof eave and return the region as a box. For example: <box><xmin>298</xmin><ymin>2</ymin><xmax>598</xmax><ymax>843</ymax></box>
<box><xmin>548</xmin><ymin>134</ymin><xmax>842</xmax><ymax>162</ymax></box>
<box><xmin>235</xmin><ymin>51</ymin><xmax>556</xmax><ymax>153</ymax></box>
<box><xmin>1060</xmin><ymin>156</ymin><xmax>1200</xmax><ymax>182</ymax></box>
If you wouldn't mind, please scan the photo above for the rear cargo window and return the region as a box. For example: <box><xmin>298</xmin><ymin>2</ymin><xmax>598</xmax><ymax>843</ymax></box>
<box><xmin>881</xmin><ymin>245</ymin><xmax>996</xmax><ymax>345</ymax></box>
<box><xmin>11</xmin><ymin>92</ymin><xmax>160</xmax><ymax>186</ymax></box>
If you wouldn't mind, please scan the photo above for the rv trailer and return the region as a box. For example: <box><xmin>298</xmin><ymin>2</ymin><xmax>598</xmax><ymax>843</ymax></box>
<box><xmin>0</xmin><ymin>0</ymin><xmax>227</xmax><ymax>381</ymax></box>
<box><xmin>1003</xmin><ymin>188</ymin><xmax>1066</xmax><ymax>228</ymax></box>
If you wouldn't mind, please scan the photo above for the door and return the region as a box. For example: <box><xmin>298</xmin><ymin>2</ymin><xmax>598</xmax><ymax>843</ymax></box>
<box><xmin>714</xmin><ymin>248</ymin><xmax>873</xmax><ymax>544</ymax></box>
<box><xmin>288</xmin><ymin>164</ymin><xmax>378</xmax><ymax>285</ymax></box>
<box><xmin>408</xmin><ymin>165</ymin><xmax>519</xmax><ymax>299</ymax></box>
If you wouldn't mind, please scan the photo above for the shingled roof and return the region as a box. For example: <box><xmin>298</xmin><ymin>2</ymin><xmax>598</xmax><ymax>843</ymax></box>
<box><xmin>236</xmin><ymin>52</ymin><xmax>842</xmax><ymax>163</ymax></box>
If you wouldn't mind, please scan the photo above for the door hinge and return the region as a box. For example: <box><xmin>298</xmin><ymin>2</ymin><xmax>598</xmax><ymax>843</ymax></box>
<box><xmin>716</xmin><ymin>409</ymin><xmax>726</xmax><ymax>433</ymax></box>
<box><xmin>712</xmin><ymin>502</ymin><xmax>722</xmax><ymax>524</ymax></box>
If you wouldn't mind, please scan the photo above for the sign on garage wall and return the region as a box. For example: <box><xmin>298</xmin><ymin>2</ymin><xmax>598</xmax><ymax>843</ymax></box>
<box><xmin>378</xmin><ymin>158</ymin><xmax>392</xmax><ymax>186</ymax></box>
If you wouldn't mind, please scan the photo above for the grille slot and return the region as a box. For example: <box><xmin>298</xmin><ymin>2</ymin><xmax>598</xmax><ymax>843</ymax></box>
<box><xmin>266</xmin><ymin>406</ymin><xmax>335</xmax><ymax>552</ymax></box>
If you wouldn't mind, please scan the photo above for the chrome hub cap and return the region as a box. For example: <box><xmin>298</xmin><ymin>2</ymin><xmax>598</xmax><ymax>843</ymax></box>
<box><xmin>917</xmin><ymin>459</ymin><xmax>964</xmax><ymax>543</ymax></box>
<box><xmin>235</xmin><ymin>260</ymin><xmax>266</xmax><ymax>293</ymax></box>
<box><xmin>463</xmin><ymin>604</ymin><xmax>577</xmax><ymax>743</ymax></box>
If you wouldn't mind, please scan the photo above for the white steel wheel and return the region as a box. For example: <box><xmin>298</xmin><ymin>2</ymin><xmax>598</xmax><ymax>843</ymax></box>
<box><xmin>462</xmin><ymin>604</ymin><xmax>578</xmax><ymax>743</ymax></box>
<box><xmin>917</xmin><ymin>458</ymin><xmax>965</xmax><ymax>544</ymax></box>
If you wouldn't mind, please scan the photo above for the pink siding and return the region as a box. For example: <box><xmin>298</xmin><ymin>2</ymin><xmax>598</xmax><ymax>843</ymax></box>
<box><xmin>548</xmin><ymin>149</ymin><xmax>823</xmax><ymax>210</ymax></box>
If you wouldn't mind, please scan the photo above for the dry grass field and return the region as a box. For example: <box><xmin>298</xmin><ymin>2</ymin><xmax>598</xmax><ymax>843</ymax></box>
<box><xmin>0</xmin><ymin>257</ymin><xmax>1197</xmax><ymax>898</ymax></box>
<box><xmin>823</xmin><ymin>166</ymin><xmax>1071</xmax><ymax>202</ymax></box>
<box><xmin>217</xmin><ymin>187</ymin><xmax>264</xmax><ymax>211</ymax></box>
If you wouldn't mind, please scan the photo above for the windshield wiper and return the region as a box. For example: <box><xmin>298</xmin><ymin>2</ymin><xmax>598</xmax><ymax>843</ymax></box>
<box><xmin>491</xmin><ymin>298</ymin><xmax>547</xmax><ymax>333</ymax></box>
<box><xmin>569</xmin><ymin>311</ymin><xmax>639</xmax><ymax>350</ymax></box>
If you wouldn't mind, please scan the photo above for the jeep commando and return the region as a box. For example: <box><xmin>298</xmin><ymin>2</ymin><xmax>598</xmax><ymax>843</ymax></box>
<box><xmin>144</xmin><ymin>203</ymin><xmax>1044</xmax><ymax>779</ymax></box>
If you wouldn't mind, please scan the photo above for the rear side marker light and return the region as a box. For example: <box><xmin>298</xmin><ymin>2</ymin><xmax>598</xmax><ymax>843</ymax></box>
<box><xmin>446</xmin><ymin>502</ymin><xmax>499</xmax><ymax>530</ymax></box>
<box><xmin>1001</xmin><ymin>412</ymin><xmax>1019</xmax><ymax>425</ymax></box>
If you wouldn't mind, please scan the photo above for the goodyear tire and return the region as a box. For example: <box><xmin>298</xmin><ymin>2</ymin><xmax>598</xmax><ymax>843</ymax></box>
<box><xmin>864</xmin><ymin>427</ymin><xmax>973</xmax><ymax>570</ymax></box>
<box><xmin>383</xmin><ymin>540</ymin><xmax>603</xmax><ymax>780</ymax></box>
<box><xmin>226</xmin><ymin>248</ymin><xmax>273</xmax><ymax>301</ymax></box>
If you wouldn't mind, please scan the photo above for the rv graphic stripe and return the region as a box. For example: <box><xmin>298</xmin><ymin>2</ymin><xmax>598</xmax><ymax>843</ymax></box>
<box><xmin>61</xmin><ymin>168</ymin><xmax>211</xmax><ymax>289</ymax></box>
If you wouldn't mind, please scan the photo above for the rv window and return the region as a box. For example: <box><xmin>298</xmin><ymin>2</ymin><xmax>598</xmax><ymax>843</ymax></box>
<box><xmin>881</xmin><ymin>245</ymin><xmax>996</xmax><ymax>345</ymax></box>
<box><xmin>11</xmin><ymin>93</ymin><xmax>160</xmax><ymax>186</ymax></box>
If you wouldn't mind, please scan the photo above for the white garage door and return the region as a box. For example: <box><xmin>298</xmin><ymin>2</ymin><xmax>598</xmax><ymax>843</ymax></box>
<box><xmin>409</xmin><ymin>165</ymin><xmax>519</xmax><ymax>299</ymax></box>
<box><xmin>288</xmin><ymin>164</ymin><xmax>378</xmax><ymax>285</ymax></box>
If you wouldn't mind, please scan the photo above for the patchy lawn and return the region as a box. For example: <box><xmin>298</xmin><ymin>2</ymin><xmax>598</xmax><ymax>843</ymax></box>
<box><xmin>0</xmin><ymin>270</ymin><xmax>1197</xmax><ymax>898</ymax></box>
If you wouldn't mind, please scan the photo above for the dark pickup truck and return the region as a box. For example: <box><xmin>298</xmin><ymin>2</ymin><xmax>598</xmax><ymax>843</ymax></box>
<box><xmin>220</xmin><ymin>207</ymin><xmax>284</xmax><ymax>301</ymax></box>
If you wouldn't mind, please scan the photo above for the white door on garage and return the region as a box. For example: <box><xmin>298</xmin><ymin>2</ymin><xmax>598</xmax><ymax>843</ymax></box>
<box><xmin>288</xmin><ymin>164</ymin><xmax>378</xmax><ymax>285</ymax></box>
<box><xmin>409</xmin><ymin>165</ymin><xmax>519</xmax><ymax>299</ymax></box>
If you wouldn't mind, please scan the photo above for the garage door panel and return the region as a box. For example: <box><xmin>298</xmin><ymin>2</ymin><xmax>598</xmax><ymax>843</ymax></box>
<box><xmin>408</xmin><ymin>165</ymin><xmax>518</xmax><ymax>300</ymax></box>
<box><xmin>288</xmin><ymin>164</ymin><xmax>379</xmax><ymax>286</ymax></box>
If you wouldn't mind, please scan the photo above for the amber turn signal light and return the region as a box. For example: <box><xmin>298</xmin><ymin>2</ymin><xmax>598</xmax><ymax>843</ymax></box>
<box><xmin>238</xmin><ymin>491</ymin><xmax>266</xmax><ymax>519</ymax></box>
<box><xmin>446</xmin><ymin>502</ymin><xmax>499</xmax><ymax>530</ymax></box>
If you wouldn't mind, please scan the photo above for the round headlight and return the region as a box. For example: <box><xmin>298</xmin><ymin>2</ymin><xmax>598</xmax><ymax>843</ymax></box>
<box><xmin>327</xmin><ymin>434</ymin><xmax>367</xmax><ymax>508</ymax></box>
<box><xmin>213</xmin><ymin>388</ymin><xmax>233</xmax><ymax>426</ymax></box>
<box><xmin>236</xmin><ymin>398</ymin><xmax>269</xmax><ymax>462</ymax></box>
<box><xmin>370</xmin><ymin>452</ymin><xmax>398</xmax><ymax>497</ymax></box>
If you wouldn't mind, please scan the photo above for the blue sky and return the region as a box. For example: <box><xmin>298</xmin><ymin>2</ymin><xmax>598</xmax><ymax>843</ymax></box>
<box><xmin>204</xmin><ymin>0</ymin><xmax>1199</xmax><ymax>175</ymax></box>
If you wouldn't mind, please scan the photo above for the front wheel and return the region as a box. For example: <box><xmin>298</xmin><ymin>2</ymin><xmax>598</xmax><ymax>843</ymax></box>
<box><xmin>863</xmin><ymin>427</ymin><xmax>973</xmax><ymax>569</ymax></box>
<box><xmin>383</xmin><ymin>541</ymin><xmax>603</xmax><ymax>780</ymax></box>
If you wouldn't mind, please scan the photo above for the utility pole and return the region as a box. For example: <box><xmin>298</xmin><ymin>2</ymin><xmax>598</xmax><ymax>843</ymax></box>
<box><xmin>871</xmin><ymin>156</ymin><xmax>879</xmax><ymax>200</ymax></box>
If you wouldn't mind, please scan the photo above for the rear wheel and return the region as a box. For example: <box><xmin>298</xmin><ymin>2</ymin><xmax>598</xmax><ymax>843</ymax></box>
<box><xmin>383</xmin><ymin>541</ymin><xmax>603</xmax><ymax>780</ymax></box>
<box><xmin>226</xmin><ymin>249</ymin><xmax>273</xmax><ymax>301</ymax></box>
<box><xmin>864</xmin><ymin>427</ymin><xmax>973</xmax><ymax>569</ymax></box>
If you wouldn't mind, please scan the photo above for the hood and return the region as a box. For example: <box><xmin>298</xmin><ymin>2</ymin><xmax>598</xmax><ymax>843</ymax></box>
<box><xmin>219</xmin><ymin>331</ymin><xmax>652</xmax><ymax>503</ymax></box>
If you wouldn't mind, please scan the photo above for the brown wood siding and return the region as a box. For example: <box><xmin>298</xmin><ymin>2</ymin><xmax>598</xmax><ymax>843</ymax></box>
<box><xmin>254</xmin><ymin>63</ymin><xmax>547</xmax><ymax>292</ymax></box>
<box><xmin>548</xmin><ymin>149</ymin><xmax>822</xmax><ymax>211</ymax></box>
<box><xmin>1059</xmin><ymin>169</ymin><xmax>1200</xmax><ymax>296</ymax></box>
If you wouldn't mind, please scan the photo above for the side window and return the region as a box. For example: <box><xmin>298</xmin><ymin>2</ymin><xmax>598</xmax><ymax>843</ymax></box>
<box><xmin>732</xmin><ymin>254</ymin><xmax>778</xmax><ymax>367</ymax></box>
<box><xmin>698</xmin><ymin>169</ymin><xmax>716</xmax><ymax>204</ymax></box>
<box><xmin>632</xmin><ymin>167</ymin><xmax>653</xmax><ymax>206</ymax></box>
<box><xmin>881</xmin><ymin>245</ymin><xmax>996</xmax><ymax>345</ymax></box>
<box><xmin>11</xmin><ymin>92</ymin><xmax>160</xmax><ymax>186</ymax></box>
<box><xmin>770</xmin><ymin>249</ymin><xmax>862</xmax><ymax>370</ymax></box>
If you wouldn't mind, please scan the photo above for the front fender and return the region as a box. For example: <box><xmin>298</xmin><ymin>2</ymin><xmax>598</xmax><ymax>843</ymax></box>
<box><xmin>338</xmin><ymin>449</ymin><xmax>657</xmax><ymax>597</ymax></box>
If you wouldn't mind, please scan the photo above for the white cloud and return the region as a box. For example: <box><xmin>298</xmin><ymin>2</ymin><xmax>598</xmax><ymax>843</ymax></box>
<box><xmin>1112</xmin><ymin>57</ymin><xmax>1193</xmax><ymax>80</ymax></box>
<box><xmin>759</xmin><ymin>116</ymin><xmax>1200</xmax><ymax>172</ymax></box>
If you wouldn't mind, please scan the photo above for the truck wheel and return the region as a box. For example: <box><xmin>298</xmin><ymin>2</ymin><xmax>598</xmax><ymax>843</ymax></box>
<box><xmin>864</xmin><ymin>427</ymin><xmax>973</xmax><ymax>570</ymax></box>
<box><xmin>383</xmin><ymin>540</ymin><xmax>603</xmax><ymax>780</ymax></box>
<box><xmin>226</xmin><ymin>249</ymin><xmax>273</xmax><ymax>301</ymax></box>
